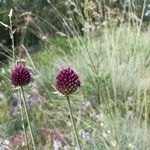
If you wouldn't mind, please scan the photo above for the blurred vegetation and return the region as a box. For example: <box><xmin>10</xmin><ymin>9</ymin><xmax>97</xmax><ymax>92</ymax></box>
<box><xmin>0</xmin><ymin>0</ymin><xmax>149</xmax><ymax>56</ymax></box>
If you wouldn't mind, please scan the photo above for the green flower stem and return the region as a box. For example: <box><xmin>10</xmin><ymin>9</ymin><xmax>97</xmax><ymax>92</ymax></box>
<box><xmin>66</xmin><ymin>95</ymin><xmax>81</xmax><ymax>150</ymax></box>
<box><xmin>19</xmin><ymin>89</ymin><xmax>29</xmax><ymax>150</ymax></box>
<box><xmin>20</xmin><ymin>86</ymin><xmax>37</xmax><ymax>150</ymax></box>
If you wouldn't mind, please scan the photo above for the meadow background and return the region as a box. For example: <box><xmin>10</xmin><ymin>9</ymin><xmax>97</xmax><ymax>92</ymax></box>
<box><xmin>0</xmin><ymin>0</ymin><xmax>150</xmax><ymax>149</ymax></box>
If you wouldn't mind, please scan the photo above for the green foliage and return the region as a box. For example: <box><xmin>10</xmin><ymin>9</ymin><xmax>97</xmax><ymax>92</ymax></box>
<box><xmin>26</xmin><ymin>26</ymin><xmax>149</xmax><ymax>148</ymax></box>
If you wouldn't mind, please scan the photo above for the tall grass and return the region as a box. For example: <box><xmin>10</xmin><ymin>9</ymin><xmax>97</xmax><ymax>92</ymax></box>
<box><xmin>27</xmin><ymin>25</ymin><xmax>150</xmax><ymax>149</ymax></box>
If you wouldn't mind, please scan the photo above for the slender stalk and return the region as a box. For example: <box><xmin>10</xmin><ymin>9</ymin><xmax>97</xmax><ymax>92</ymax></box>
<box><xmin>20</xmin><ymin>86</ymin><xmax>37</xmax><ymax>150</ymax></box>
<box><xmin>8</xmin><ymin>9</ymin><xmax>15</xmax><ymax>63</ymax></box>
<box><xmin>143</xmin><ymin>89</ymin><xmax>148</xmax><ymax>150</ymax></box>
<box><xmin>66</xmin><ymin>95</ymin><xmax>81</xmax><ymax>150</ymax></box>
<box><xmin>19</xmin><ymin>89</ymin><xmax>29</xmax><ymax>150</ymax></box>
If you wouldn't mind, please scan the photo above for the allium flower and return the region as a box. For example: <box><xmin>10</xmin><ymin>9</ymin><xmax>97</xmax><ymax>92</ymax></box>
<box><xmin>55</xmin><ymin>67</ymin><xmax>80</xmax><ymax>95</ymax></box>
<box><xmin>10</xmin><ymin>60</ymin><xmax>31</xmax><ymax>87</ymax></box>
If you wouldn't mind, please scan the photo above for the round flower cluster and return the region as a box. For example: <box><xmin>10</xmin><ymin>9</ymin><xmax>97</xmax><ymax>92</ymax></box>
<box><xmin>55</xmin><ymin>67</ymin><xmax>80</xmax><ymax>95</ymax></box>
<box><xmin>10</xmin><ymin>60</ymin><xmax>31</xmax><ymax>87</ymax></box>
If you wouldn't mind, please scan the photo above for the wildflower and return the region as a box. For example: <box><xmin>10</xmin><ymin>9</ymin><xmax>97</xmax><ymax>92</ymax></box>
<box><xmin>89</xmin><ymin>112</ymin><xmax>100</xmax><ymax>119</ymax></box>
<box><xmin>84</xmin><ymin>100</ymin><xmax>92</xmax><ymax>108</ymax></box>
<box><xmin>107</xmin><ymin>130</ymin><xmax>111</xmax><ymax>134</ymax></box>
<box><xmin>53</xmin><ymin>139</ymin><xmax>62</xmax><ymax>150</ymax></box>
<box><xmin>67</xmin><ymin>120</ymin><xmax>72</xmax><ymax>127</ymax></box>
<box><xmin>55</xmin><ymin>67</ymin><xmax>80</xmax><ymax>95</ymax></box>
<box><xmin>55</xmin><ymin>67</ymin><xmax>81</xmax><ymax>149</ymax></box>
<box><xmin>64</xmin><ymin>145</ymin><xmax>70</xmax><ymax>150</ymax></box>
<box><xmin>10</xmin><ymin>60</ymin><xmax>31</xmax><ymax>87</ymax></box>
<box><xmin>145</xmin><ymin>10</ymin><xmax>150</xmax><ymax>16</ymax></box>
<box><xmin>0</xmin><ymin>139</ymin><xmax>10</xmax><ymax>150</ymax></box>
<box><xmin>102</xmin><ymin>132</ymin><xmax>108</xmax><ymax>138</ymax></box>
<box><xmin>128</xmin><ymin>143</ymin><xmax>134</xmax><ymax>149</ymax></box>
<box><xmin>111</xmin><ymin>140</ymin><xmax>117</xmax><ymax>147</ymax></box>
<box><xmin>127</xmin><ymin>95</ymin><xmax>133</xmax><ymax>101</ymax></box>
<box><xmin>2</xmin><ymin>139</ymin><xmax>10</xmax><ymax>145</ymax></box>
<box><xmin>99</xmin><ymin>113</ymin><xmax>104</xmax><ymax>119</ymax></box>
<box><xmin>127</xmin><ymin>111</ymin><xmax>134</xmax><ymax>119</ymax></box>
<box><xmin>100</xmin><ymin>123</ymin><xmax>104</xmax><ymax>128</ymax></box>
<box><xmin>79</xmin><ymin>129</ymin><xmax>90</xmax><ymax>140</ymax></box>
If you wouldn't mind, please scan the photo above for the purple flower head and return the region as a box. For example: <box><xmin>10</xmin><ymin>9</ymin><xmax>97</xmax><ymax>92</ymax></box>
<box><xmin>10</xmin><ymin>60</ymin><xmax>31</xmax><ymax>87</ymax></box>
<box><xmin>55</xmin><ymin>67</ymin><xmax>80</xmax><ymax>95</ymax></box>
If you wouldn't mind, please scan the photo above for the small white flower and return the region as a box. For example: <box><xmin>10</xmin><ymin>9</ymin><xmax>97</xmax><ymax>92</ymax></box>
<box><xmin>90</xmin><ymin>112</ymin><xmax>97</xmax><ymax>118</ymax></box>
<box><xmin>64</xmin><ymin>145</ymin><xmax>70</xmax><ymax>150</ymax></box>
<box><xmin>100</xmin><ymin>123</ymin><xmax>104</xmax><ymax>128</ymax></box>
<box><xmin>85</xmin><ymin>100</ymin><xmax>92</xmax><ymax>108</ymax></box>
<box><xmin>90</xmin><ymin>112</ymin><xmax>100</xmax><ymax>119</ymax></box>
<box><xmin>100</xmin><ymin>113</ymin><xmax>104</xmax><ymax>119</ymax></box>
<box><xmin>127</xmin><ymin>111</ymin><xmax>134</xmax><ymax>119</ymax></box>
<box><xmin>1</xmin><ymin>68</ymin><xmax>5</xmax><ymax>74</ymax></box>
<box><xmin>0</xmin><ymin>139</ymin><xmax>10</xmax><ymax>150</ymax></box>
<box><xmin>79</xmin><ymin>129</ymin><xmax>90</xmax><ymax>140</ymax></box>
<box><xmin>82</xmin><ymin>131</ymin><xmax>90</xmax><ymax>140</ymax></box>
<box><xmin>127</xmin><ymin>95</ymin><xmax>133</xmax><ymax>101</ymax></box>
<box><xmin>53</xmin><ymin>139</ymin><xmax>62</xmax><ymax>150</ymax></box>
<box><xmin>111</xmin><ymin>140</ymin><xmax>117</xmax><ymax>147</ymax></box>
<box><xmin>107</xmin><ymin>130</ymin><xmax>111</xmax><ymax>134</ymax></box>
<box><xmin>145</xmin><ymin>10</ymin><xmax>150</xmax><ymax>16</ymax></box>
<box><xmin>3</xmin><ymin>139</ymin><xmax>10</xmax><ymax>145</ymax></box>
<box><xmin>69</xmin><ymin>18</ymin><xmax>72</xmax><ymax>21</ymax></box>
<box><xmin>95</xmin><ymin>114</ymin><xmax>100</xmax><ymax>119</ymax></box>
<box><xmin>102</xmin><ymin>132</ymin><xmax>108</xmax><ymax>138</ymax></box>
<box><xmin>128</xmin><ymin>143</ymin><xmax>134</xmax><ymax>149</ymax></box>
<box><xmin>67</xmin><ymin>120</ymin><xmax>72</xmax><ymax>127</ymax></box>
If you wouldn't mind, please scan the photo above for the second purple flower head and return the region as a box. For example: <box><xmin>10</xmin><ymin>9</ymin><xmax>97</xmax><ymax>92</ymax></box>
<box><xmin>55</xmin><ymin>67</ymin><xmax>80</xmax><ymax>95</ymax></box>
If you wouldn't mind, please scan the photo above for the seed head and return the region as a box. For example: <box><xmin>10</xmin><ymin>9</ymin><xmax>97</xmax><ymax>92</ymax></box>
<box><xmin>10</xmin><ymin>60</ymin><xmax>31</xmax><ymax>87</ymax></box>
<box><xmin>55</xmin><ymin>67</ymin><xmax>80</xmax><ymax>95</ymax></box>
